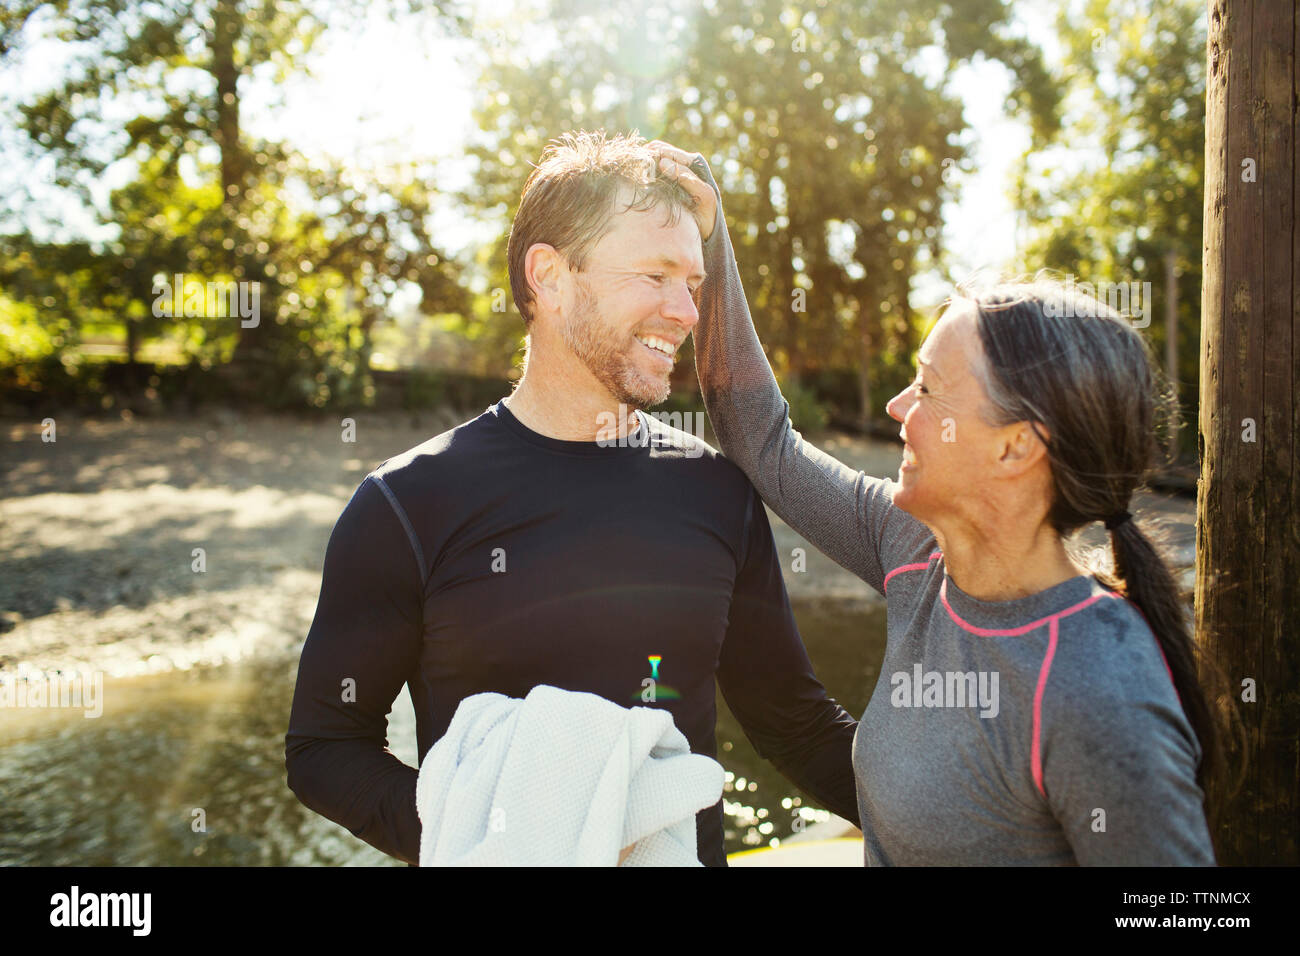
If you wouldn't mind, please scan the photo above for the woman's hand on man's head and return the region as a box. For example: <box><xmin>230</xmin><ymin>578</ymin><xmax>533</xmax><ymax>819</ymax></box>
<box><xmin>646</xmin><ymin>140</ymin><xmax>718</xmax><ymax>242</ymax></box>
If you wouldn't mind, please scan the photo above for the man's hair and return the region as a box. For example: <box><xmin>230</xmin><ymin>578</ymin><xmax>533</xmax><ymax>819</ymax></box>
<box><xmin>506</xmin><ymin>130</ymin><xmax>698</xmax><ymax>324</ymax></box>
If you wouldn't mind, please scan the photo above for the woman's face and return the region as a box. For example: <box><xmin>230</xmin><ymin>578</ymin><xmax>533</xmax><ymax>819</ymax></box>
<box><xmin>885</xmin><ymin>300</ymin><xmax>1004</xmax><ymax>526</ymax></box>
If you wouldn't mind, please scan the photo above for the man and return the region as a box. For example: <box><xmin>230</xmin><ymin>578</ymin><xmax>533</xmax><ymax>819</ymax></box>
<box><xmin>284</xmin><ymin>131</ymin><xmax>858</xmax><ymax>866</ymax></box>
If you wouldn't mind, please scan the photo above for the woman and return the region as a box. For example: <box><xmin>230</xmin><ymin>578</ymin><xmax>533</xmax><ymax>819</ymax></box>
<box><xmin>651</xmin><ymin>142</ymin><xmax>1221</xmax><ymax>865</ymax></box>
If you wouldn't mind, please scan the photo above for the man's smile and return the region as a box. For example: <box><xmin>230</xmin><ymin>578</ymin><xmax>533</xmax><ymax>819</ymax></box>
<box><xmin>635</xmin><ymin>332</ymin><xmax>679</xmax><ymax>366</ymax></box>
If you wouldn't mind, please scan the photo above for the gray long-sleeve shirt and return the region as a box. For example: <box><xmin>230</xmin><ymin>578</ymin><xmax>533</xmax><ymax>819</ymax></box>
<box><xmin>687</xmin><ymin>154</ymin><xmax>1215</xmax><ymax>865</ymax></box>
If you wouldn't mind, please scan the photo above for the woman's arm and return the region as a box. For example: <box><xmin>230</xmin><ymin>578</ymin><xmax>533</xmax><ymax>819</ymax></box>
<box><xmin>1041</xmin><ymin>608</ymin><xmax>1217</xmax><ymax>865</ymax></box>
<box><xmin>659</xmin><ymin>147</ymin><xmax>925</xmax><ymax>595</ymax></box>
<box><xmin>1046</xmin><ymin>690</ymin><xmax>1215</xmax><ymax>865</ymax></box>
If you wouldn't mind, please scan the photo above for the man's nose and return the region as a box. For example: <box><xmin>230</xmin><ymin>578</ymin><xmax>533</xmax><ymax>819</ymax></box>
<box><xmin>662</xmin><ymin>280</ymin><xmax>699</xmax><ymax>329</ymax></box>
<box><xmin>886</xmin><ymin>387</ymin><xmax>912</xmax><ymax>423</ymax></box>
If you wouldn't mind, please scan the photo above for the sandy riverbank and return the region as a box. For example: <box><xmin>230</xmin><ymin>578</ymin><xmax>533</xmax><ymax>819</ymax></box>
<box><xmin>0</xmin><ymin>408</ymin><xmax>1196</xmax><ymax>678</ymax></box>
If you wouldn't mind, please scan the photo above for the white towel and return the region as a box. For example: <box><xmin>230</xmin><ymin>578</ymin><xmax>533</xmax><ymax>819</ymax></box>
<box><xmin>415</xmin><ymin>684</ymin><xmax>724</xmax><ymax>866</ymax></box>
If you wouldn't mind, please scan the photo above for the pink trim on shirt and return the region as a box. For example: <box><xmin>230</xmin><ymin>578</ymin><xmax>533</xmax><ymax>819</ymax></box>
<box><xmin>1031</xmin><ymin>617</ymin><xmax>1059</xmax><ymax>798</ymax></box>
<box><xmin>939</xmin><ymin>576</ymin><xmax>1118</xmax><ymax>637</ymax></box>
<box><xmin>886</xmin><ymin>557</ymin><xmax>1183</xmax><ymax>799</ymax></box>
<box><xmin>1017</xmin><ymin>588</ymin><xmax>1181</xmax><ymax>797</ymax></box>
<box><xmin>933</xmin><ymin>576</ymin><xmax>1124</xmax><ymax>799</ymax></box>
<box><xmin>882</xmin><ymin>550</ymin><xmax>944</xmax><ymax>593</ymax></box>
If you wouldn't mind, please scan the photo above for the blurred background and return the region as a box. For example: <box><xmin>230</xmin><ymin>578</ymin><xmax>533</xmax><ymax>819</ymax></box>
<box><xmin>0</xmin><ymin>0</ymin><xmax>1205</xmax><ymax>864</ymax></box>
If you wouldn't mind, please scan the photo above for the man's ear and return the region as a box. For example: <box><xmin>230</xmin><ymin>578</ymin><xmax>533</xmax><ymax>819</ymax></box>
<box><xmin>524</xmin><ymin>243</ymin><xmax>568</xmax><ymax>317</ymax></box>
<box><xmin>996</xmin><ymin>420</ymin><xmax>1050</xmax><ymax>477</ymax></box>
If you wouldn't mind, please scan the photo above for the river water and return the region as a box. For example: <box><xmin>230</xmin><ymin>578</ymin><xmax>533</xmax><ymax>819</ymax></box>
<box><xmin>0</xmin><ymin>600</ymin><xmax>885</xmax><ymax>865</ymax></box>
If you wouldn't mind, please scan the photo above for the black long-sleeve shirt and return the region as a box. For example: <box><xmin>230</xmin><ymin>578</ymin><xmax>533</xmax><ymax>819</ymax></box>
<box><xmin>284</xmin><ymin>400</ymin><xmax>859</xmax><ymax>865</ymax></box>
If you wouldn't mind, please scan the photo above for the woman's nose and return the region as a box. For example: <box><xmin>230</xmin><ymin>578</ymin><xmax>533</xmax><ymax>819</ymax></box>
<box><xmin>886</xmin><ymin>388</ymin><xmax>911</xmax><ymax>422</ymax></box>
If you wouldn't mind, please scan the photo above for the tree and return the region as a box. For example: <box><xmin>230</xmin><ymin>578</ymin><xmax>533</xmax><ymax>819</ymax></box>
<box><xmin>0</xmin><ymin>0</ymin><xmax>469</xmax><ymax>402</ymax></box>
<box><xmin>1015</xmin><ymin>0</ymin><xmax>1205</xmax><ymax>457</ymax></box>
<box><xmin>460</xmin><ymin>0</ymin><xmax>1061</xmax><ymax>420</ymax></box>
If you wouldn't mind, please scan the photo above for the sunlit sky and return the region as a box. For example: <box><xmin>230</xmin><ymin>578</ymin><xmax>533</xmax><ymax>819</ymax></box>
<box><xmin>1</xmin><ymin>0</ymin><xmax>1069</xmax><ymax>312</ymax></box>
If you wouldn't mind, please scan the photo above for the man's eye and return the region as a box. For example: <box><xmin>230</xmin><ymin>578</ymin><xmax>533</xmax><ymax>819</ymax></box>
<box><xmin>646</xmin><ymin>273</ymin><xmax>666</xmax><ymax>282</ymax></box>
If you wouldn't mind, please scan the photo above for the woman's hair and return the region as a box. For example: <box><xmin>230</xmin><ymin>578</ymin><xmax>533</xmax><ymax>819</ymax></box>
<box><xmin>952</xmin><ymin>273</ymin><xmax>1240</xmax><ymax>829</ymax></box>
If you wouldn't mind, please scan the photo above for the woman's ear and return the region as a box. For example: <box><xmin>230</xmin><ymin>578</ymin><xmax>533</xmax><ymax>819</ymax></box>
<box><xmin>524</xmin><ymin>243</ymin><xmax>567</xmax><ymax>318</ymax></box>
<box><xmin>996</xmin><ymin>420</ymin><xmax>1050</xmax><ymax>476</ymax></box>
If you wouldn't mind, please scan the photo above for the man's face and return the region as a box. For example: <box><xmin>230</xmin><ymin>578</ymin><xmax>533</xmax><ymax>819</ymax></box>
<box><xmin>557</xmin><ymin>192</ymin><xmax>705</xmax><ymax>409</ymax></box>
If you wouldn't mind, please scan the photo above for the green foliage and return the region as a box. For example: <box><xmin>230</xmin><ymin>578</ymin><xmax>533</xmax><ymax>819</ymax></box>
<box><xmin>385</xmin><ymin>367</ymin><xmax>510</xmax><ymax>412</ymax></box>
<box><xmin>402</xmin><ymin>368</ymin><xmax>446</xmax><ymax>410</ymax></box>
<box><xmin>0</xmin><ymin>353</ymin><xmax>510</xmax><ymax>417</ymax></box>
<box><xmin>0</xmin><ymin>355</ymin><xmax>105</xmax><ymax>413</ymax></box>
<box><xmin>460</xmin><ymin>0</ymin><xmax>1062</xmax><ymax>421</ymax></box>
<box><xmin>0</xmin><ymin>355</ymin><xmax>220</xmax><ymax>414</ymax></box>
<box><xmin>2</xmin><ymin>0</ymin><xmax>1201</xmax><ymax>438</ymax></box>
<box><xmin>1015</xmin><ymin>0</ymin><xmax>1205</xmax><ymax>456</ymax></box>
<box><xmin>0</xmin><ymin>0</ymin><xmax>471</xmax><ymax>405</ymax></box>
<box><xmin>0</xmin><ymin>292</ymin><xmax>67</xmax><ymax>363</ymax></box>
<box><xmin>781</xmin><ymin>379</ymin><xmax>830</xmax><ymax>434</ymax></box>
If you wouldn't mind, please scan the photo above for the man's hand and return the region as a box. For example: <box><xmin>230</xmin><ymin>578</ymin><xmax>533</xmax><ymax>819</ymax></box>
<box><xmin>646</xmin><ymin>140</ymin><xmax>718</xmax><ymax>242</ymax></box>
<box><xmin>618</xmin><ymin>843</ymin><xmax>635</xmax><ymax>866</ymax></box>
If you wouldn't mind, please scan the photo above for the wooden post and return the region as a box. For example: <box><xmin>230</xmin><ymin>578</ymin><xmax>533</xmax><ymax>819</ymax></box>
<box><xmin>1198</xmin><ymin>0</ymin><xmax>1298</xmax><ymax>864</ymax></box>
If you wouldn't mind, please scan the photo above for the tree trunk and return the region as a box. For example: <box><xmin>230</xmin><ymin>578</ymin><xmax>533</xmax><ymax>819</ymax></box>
<box><xmin>856</xmin><ymin>295</ymin><xmax>874</xmax><ymax>430</ymax></box>
<box><xmin>125</xmin><ymin>317</ymin><xmax>138</xmax><ymax>365</ymax></box>
<box><xmin>779</xmin><ymin>224</ymin><xmax>799</xmax><ymax>383</ymax></box>
<box><xmin>359</xmin><ymin>305</ymin><xmax>377</xmax><ymax>377</ymax></box>
<box><xmin>213</xmin><ymin>0</ymin><xmax>261</xmax><ymax>366</ymax></box>
<box><xmin>213</xmin><ymin>0</ymin><xmax>242</xmax><ymax>209</ymax></box>
<box><xmin>1197</xmin><ymin>0</ymin><xmax>1298</xmax><ymax>865</ymax></box>
<box><xmin>1165</xmin><ymin>249</ymin><xmax>1179</xmax><ymax>458</ymax></box>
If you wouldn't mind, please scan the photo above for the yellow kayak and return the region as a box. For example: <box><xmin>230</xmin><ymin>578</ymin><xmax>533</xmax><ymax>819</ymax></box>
<box><xmin>727</xmin><ymin>837</ymin><xmax>863</xmax><ymax>867</ymax></box>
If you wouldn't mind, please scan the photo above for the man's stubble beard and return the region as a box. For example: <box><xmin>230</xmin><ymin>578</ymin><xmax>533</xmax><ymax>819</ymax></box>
<box><xmin>559</xmin><ymin>278</ymin><xmax>671</xmax><ymax>410</ymax></box>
